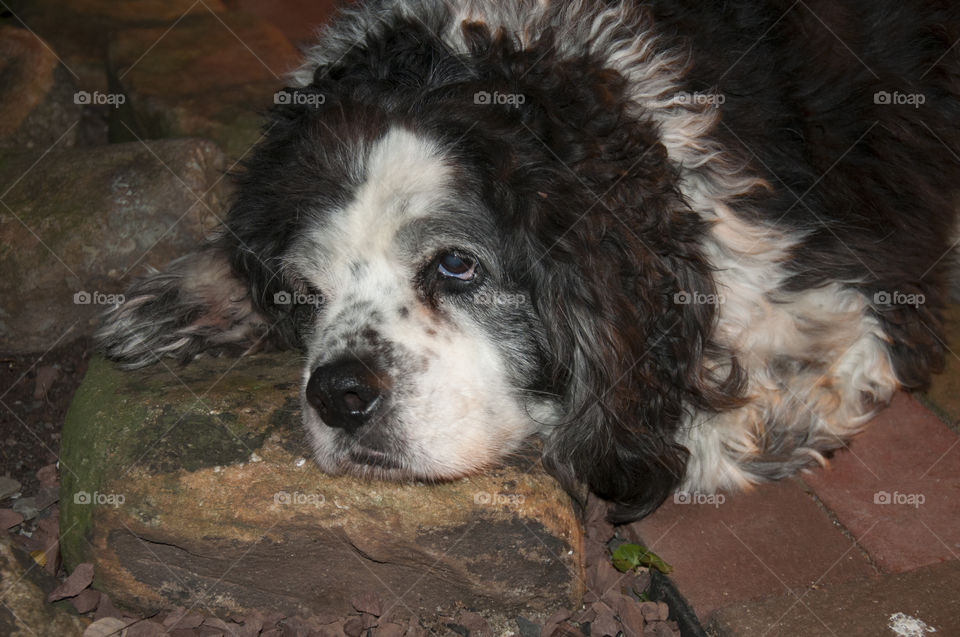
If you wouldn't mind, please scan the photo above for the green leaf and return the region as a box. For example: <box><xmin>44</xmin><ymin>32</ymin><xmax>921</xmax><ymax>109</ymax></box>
<box><xmin>611</xmin><ymin>542</ymin><xmax>673</xmax><ymax>574</ymax></box>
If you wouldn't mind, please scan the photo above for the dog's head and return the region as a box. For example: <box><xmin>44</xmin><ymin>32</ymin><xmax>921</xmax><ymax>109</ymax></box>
<box><xmin>98</xmin><ymin>20</ymin><xmax>741</xmax><ymax>521</ymax></box>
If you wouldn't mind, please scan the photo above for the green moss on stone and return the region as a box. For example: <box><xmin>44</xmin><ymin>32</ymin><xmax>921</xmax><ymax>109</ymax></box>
<box><xmin>59</xmin><ymin>356</ymin><xmax>149</xmax><ymax>568</ymax></box>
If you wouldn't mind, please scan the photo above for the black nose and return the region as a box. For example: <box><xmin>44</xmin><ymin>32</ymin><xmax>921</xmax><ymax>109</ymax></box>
<box><xmin>305</xmin><ymin>358</ymin><xmax>389</xmax><ymax>433</ymax></box>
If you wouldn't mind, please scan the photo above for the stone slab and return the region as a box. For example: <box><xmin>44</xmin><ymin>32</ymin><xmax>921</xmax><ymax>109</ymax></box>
<box><xmin>59</xmin><ymin>353</ymin><xmax>584</xmax><ymax>627</ymax></box>
<box><xmin>0</xmin><ymin>138</ymin><xmax>225</xmax><ymax>351</ymax></box>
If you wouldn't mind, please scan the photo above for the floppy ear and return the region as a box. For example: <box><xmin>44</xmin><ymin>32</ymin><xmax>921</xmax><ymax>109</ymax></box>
<box><xmin>96</xmin><ymin>246</ymin><xmax>272</xmax><ymax>369</ymax></box>
<box><xmin>530</xmin><ymin>189</ymin><xmax>743</xmax><ymax>522</ymax></box>
<box><xmin>483</xmin><ymin>47</ymin><xmax>745</xmax><ymax>521</ymax></box>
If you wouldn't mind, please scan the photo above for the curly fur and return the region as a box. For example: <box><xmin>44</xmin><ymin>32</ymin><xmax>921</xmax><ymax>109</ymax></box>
<box><xmin>98</xmin><ymin>0</ymin><xmax>960</xmax><ymax>522</ymax></box>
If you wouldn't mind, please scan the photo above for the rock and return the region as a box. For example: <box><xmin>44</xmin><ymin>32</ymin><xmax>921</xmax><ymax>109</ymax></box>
<box><xmin>0</xmin><ymin>138</ymin><xmax>226</xmax><ymax>352</ymax></box>
<box><xmin>12</xmin><ymin>497</ymin><xmax>39</xmax><ymax>521</ymax></box>
<box><xmin>59</xmin><ymin>353</ymin><xmax>584</xmax><ymax>626</ymax></box>
<box><xmin>223</xmin><ymin>0</ymin><xmax>339</xmax><ymax>45</ymax></box>
<box><xmin>47</xmin><ymin>562</ymin><xmax>95</xmax><ymax>603</ymax></box>
<box><xmin>14</xmin><ymin>0</ymin><xmax>228</xmax><ymax>97</ymax></box>
<box><xmin>0</xmin><ymin>534</ymin><xmax>89</xmax><ymax>635</ymax></box>
<box><xmin>0</xmin><ymin>26</ymin><xmax>82</xmax><ymax>150</ymax></box>
<box><xmin>108</xmin><ymin>12</ymin><xmax>298</xmax><ymax>158</ymax></box>
<box><xmin>45</xmin><ymin>0</ymin><xmax>227</xmax><ymax>23</ymax></box>
<box><xmin>0</xmin><ymin>508</ymin><xmax>24</xmax><ymax>530</ymax></box>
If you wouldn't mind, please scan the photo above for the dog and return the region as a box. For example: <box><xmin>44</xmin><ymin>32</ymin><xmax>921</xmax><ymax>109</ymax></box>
<box><xmin>97</xmin><ymin>0</ymin><xmax>960</xmax><ymax>522</ymax></box>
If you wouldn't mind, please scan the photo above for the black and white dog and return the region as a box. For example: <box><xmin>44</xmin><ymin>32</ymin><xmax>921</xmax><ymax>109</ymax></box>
<box><xmin>98</xmin><ymin>0</ymin><xmax>960</xmax><ymax>521</ymax></box>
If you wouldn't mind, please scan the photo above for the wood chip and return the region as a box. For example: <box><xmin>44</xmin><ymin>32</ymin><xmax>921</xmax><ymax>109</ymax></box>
<box><xmin>351</xmin><ymin>591</ymin><xmax>384</xmax><ymax>616</ymax></box>
<box><xmin>0</xmin><ymin>508</ymin><xmax>23</xmax><ymax>529</ymax></box>
<box><xmin>591</xmin><ymin>606</ymin><xmax>620</xmax><ymax>637</ymax></box>
<box><xmin>70</xmin><ymin>588</ymin><xmax>101</xmax><ymax>614</ymax></box>
<box><xmin>47</xmin><ymin>562</ymin><xmax>94</xmax><ymax>602</ymax></box>
<box><xmin>456</xmin><ymin>610</ymin><xmax>489</xmax><ymax>635</ymax></box>
<box><xmin>83</xmin><ymin>617</ymin><xmax>131</xmax><ymax>637</ymax></box>
<box><xmin>125</xmin><ymin>620</ymin><xmax>168</xmax><ymax>637</ymax></box>
<box><xmin>343</xmin><ymin>616</ymin><xmax>366</xmax><ymax>637</ymax></box>
<box><xmin>33</xmin><ymin>365</ymin><xmax>59</xmax><ymax>399</ymax></box>
<box><xmin>374</xmin><ymin>623</ymin><xmax>404</xmax><ymax>637</ymax></box>
<box><xmin>36</xmin><ymin>463</ymin><xmax>58</xmax><ymax>488</ymax></box>
<box><xmin>638</xmin><ymin>601</ymin><xmax>660</xmax><ymax>623</ymax></box>
<box><xmin>93</xmin><ymin>593</ymin><xmax>122</xmax><ymax>620</ymax></box>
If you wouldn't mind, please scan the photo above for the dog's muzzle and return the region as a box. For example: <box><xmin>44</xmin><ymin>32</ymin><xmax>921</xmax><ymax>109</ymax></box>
<box><xmin>305</xmin><ymin>357</ymin><xmax>390</xmax><ymax>434</ymax></box>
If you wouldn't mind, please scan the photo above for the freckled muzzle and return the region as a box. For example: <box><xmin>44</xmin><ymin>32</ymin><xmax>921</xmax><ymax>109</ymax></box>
<box><xmin>305</xmin><ymin>357</ymin><xmax>391</xmax><ymax>434</ymax></box>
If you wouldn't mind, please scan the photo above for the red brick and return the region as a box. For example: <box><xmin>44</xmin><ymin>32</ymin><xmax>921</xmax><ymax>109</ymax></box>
<box><xmin>708</xmin><ymin>559</ymin><xmax>960</xmax><ymax>637</ymax></box>
<box><xmin>802</xmin><ymin>392</ymin><xmax>960</xmax><ymax>573</ymax></box>
<box><xmin>621</xmin><ymin>479</ymin><xmax>873</xmax><ymax>620</ymax></box>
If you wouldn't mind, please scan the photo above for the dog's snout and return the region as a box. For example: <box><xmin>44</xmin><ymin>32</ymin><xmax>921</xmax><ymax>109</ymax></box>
<box><xmin>306</xmin><ymin>358</ymin><xmax>389</xmax><ymax>433</ymax></box>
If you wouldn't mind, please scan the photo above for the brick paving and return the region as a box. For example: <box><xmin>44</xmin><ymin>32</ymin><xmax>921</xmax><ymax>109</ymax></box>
<box><xmin>624</xmin><ymin>375</ymin><xmax>960</xmax><ymax>635</ymax></box>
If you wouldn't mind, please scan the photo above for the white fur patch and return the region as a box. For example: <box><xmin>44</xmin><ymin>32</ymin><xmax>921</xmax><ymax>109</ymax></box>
<box><xmin>291</xmin><ymin>126</ymin><xmax>539</xmax><ymax>479</ymax></box>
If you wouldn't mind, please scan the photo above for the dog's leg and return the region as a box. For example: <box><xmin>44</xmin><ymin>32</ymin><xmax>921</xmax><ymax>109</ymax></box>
<box><xmin>679</xmin><ymin>284</ymin><xmax>900</xmax><ymax>493</ymax></box>
<box><xmin>96</xmin><ymin>248</ymin><xmax>270</xmax><ymax>368</ymax></box>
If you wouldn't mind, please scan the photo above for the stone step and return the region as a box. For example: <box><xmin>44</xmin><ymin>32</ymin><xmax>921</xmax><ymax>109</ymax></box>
<box><xmin>59</xmin><ymin>353</ymin><xmax>583</xmax><ymax>630</ymax></box>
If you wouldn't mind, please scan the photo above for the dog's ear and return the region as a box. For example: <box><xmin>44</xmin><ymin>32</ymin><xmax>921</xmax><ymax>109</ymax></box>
<box><xmin>492</xmin><ymin>59</ymin><xmax>745</xmax><ymax>521</ymax></box>
<box><xmin>529</xmin><ymin>197</ymin><xmax>742</xmax><ymax>522</ymax></box>
<box><xmin>96</xmin><ymin>247</ymin><xmax>272</xmax><ymax>368</ymax></box>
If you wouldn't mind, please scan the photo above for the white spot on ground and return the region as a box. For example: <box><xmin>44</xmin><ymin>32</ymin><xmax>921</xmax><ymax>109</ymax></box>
<box><xmin>889</xmin><ymin>612</ymin><xmax>937</xmax><ymax>636</ymax></box>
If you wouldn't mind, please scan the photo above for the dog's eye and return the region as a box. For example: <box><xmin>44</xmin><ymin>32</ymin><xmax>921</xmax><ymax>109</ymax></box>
<box><xmin>437</xmin><ymin>252</ymin><xmax>478</xmax><ymax>281</ymax></box>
